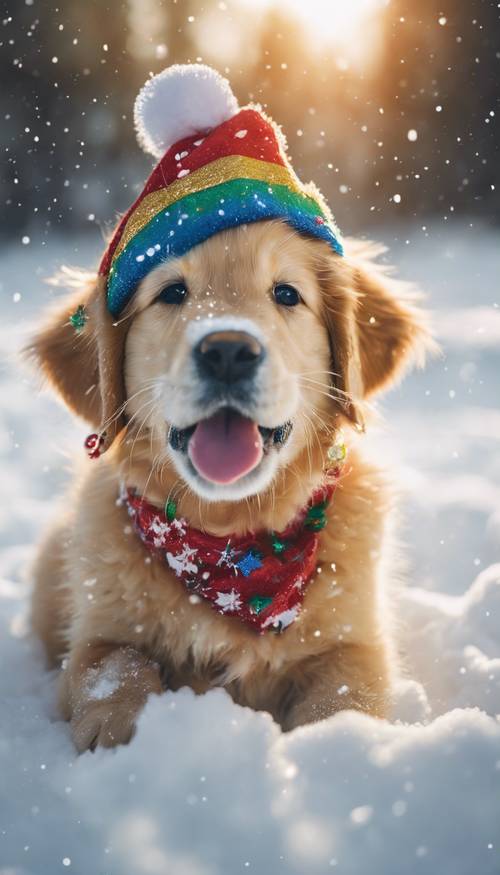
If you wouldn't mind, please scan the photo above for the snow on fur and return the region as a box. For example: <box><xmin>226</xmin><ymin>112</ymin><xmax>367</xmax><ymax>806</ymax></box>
<box><xmin>134</xmin><ymin>64</ymin><xmax>239</xmax><ymax>159</ymax></box>
<box><xmin>1</xmin><ymin>226</ymin><xmax>500</xmax><ymax>873</ymax></box>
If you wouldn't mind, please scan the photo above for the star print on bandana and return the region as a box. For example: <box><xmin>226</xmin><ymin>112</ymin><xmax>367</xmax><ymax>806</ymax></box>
<box><xmin>236</xmin><ymin>549</ymin><xmax>263</xmax><ymax>577</ymax></box>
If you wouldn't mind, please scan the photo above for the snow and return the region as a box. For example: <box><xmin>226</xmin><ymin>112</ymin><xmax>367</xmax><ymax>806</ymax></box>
<box><xmin>84</xmin><ymin>665</ymin><xmax>122</xmax><ymax>702</ymax></box>
<box><xmin>1</xmin><ymin>223</ymin><xmax>499</xmax><ymax>873</ymax></box>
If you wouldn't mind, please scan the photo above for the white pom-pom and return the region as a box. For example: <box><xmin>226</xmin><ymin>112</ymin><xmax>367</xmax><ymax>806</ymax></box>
<box><xmin>134</xmin><ymin>64</ymin><xmax>240</xmax><ymax>159</ymax></box>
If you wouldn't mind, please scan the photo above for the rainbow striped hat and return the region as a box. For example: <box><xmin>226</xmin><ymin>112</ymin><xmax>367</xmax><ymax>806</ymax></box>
<box><xmin>100</xmin><ymin>65</ymin><xmax>343</xmax><ymax>316</ymax></box>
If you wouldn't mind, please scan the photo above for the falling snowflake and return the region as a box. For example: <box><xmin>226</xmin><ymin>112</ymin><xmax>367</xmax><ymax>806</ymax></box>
<box><xmin>166</xmin><ymin>543</ymin><xmax>198</xmax><ymax>577</ymax></box>
<box><xmin>215</xmin><ymin>589</ymin><xmax>242</xmax><ymax>613</ymax></box>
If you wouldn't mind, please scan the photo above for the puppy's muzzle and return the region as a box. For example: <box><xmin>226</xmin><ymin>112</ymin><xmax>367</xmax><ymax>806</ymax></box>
<box><xmin>168</xmin><ymin>327</ymin><xmax>293</xmax><ymax>481</ymax></box>
<box><xmin>194</xmin><ymin>330</ymin><xmax>265</xmax><ymax>385</ymax></box>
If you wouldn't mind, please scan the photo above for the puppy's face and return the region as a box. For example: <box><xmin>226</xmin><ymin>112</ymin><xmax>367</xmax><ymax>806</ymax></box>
<box><xmin>31</xmin><ymin>220</ymin><xmax>431</xmax><ymax>506</ymax></box>
<box><xmin>124</xmin><ymin>222</ymin><xmax>334</xmax><ymax>501</ymax></box>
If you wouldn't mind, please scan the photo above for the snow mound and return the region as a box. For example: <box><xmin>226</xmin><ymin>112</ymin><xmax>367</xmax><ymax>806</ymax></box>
<box><xmin>399</xmin><ymin>563</ymin><xmax>500</xmax><ymax>716</ymax></box>
<box><xmin>0</xmin><ymin>582</ymin><xmax>499</xmax><ymax>875</ymax></box>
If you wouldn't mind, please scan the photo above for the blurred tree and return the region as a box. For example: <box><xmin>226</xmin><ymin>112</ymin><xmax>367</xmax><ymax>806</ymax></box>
<box><xmin>1</xmin><ymin>0</ymin><xmax>140</xmax><ymax>238</ymax></box>
<box><xmin>166</xmin><ymin>0</ymin><xmax>196</xmax><ymax>62</ymax></box>
<box><xmin>0</xmin><ymin>0</ymin><xmax>198</xmax><ymax>239</ymax></box>
<box><xmin>372</xmin><ymin>0</ymin><xmax>499</xmax><ymax>221</ymax></box>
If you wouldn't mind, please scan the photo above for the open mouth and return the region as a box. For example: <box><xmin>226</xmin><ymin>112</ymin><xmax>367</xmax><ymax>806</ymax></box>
<box><xmin>168</xmin><ymin>407</ymin><xmax>292</xmax><ymax>486</ymax></box>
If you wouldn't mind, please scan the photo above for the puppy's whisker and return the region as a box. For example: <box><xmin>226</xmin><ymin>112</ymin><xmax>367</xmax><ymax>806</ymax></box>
<box><xmin>245</xmin><ymin>494</ymin><xmax>256</xmax><ymax>533</ymax></box>
<box><xmin>126</xmin><ymin>395</ymin><xmax>157</xmax><ymax>436</ymax></box>
<box><xmin>299</xmin><ymin>378</ymin><xmax>350</xmax><ymax>404</ymax></box>
<box><xmin>313</xmin><ymin>412</ymin><xmax>337</xmax><ymax>434</ymax></box>
<box><xmin>101</xmin><ymin>380</ymin><xmax>159</xmax><ymax>433</ymax></box>
<box><xmin>149</xmin><ymin>417</ymin><xmax>157</xmax><ymax>460</ymax></box>
<box><xmin>298</xmin><ymin>412</ymin><xmax>315</xmax><ymax>482</ymax></box>
<box><xmin>298</xmin><ymin>374</ymin><xmax>348</xmax><ymax>396</ymax></box>
<box><xmin>126</xmin><ymin>398</ymin><xmax>158</xmax><ymax>464</ymax></box>
<box><xmin>141</xmin><ymin>451</ymin><xmax>163</xmax><ymax>502</ymax></box>
<box><xmin>298</xmin><ymin>379</ymin><xmax>351</xmax><ymax>407</ymax></box>
<box><xmin>306</xmin><ymin>405</ymin><xmax>335</xmax><ymax>434</ymax></box>
<box><xmin>270</xmin><ymin>479</ymin><xmax>277</xmax><ymax>522</ymax></box>
<box><xmin>299</xmin><ymin>369</ymin><xmax>344</xmax><ymax>381</ymax></box>
<box><xmin>125</xmin><ymin>380</ymin><xmax>160</xmax><ymax>415</ymax></box>
<box><xmin>132</xmin><ymin>409</ymin><xmax>156</xmax><ymax>459</ymax></box>
<box><xmin>164</xmin><ymin>474</ymin><xmax>187</xmax><ymax>511</ymax></box>
<box><xmin>298</xmin><ymin>386</ymin><xmax>348</xmax><ymax>407</ymax></box>
<box><xmin>300</xmin><ymin>411</ymin><xmax>325</xmax><ymax>468</ymax></box>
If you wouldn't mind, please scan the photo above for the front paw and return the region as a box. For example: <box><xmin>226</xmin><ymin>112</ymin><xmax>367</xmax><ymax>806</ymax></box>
<box><xmin>60</xmin><ymin>644</ymin><xmax>163</xmax><ymax>752</ymax></box>
<box><xmin>70</xmin><ymin>697</ymin><xmax>147</xmax><ymax>752</ymax></box>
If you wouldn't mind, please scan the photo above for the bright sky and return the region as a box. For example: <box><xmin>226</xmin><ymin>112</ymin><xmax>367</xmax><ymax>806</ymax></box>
<box><xmin>128</xmin><ymin>0</ymin><xmax>388</xmax><ymax>70</ymax></box>
<box><xmin>239</xmin><ymin>0</ymin><xmax>388</xmax><ymax>53</ymax></box>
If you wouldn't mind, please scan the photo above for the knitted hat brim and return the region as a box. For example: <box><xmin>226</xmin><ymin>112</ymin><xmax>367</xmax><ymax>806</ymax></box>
<box><xmin>107</xmin><ymin>175</ymin><xmax>342</xmax><ymax>316</ymax></box>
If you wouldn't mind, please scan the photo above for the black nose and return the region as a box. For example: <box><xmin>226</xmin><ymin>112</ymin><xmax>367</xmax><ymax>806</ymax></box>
<box><xmin>195</xmin><ymin>330</ymin><xmax>265</xmax><ymax>383</ymax></box>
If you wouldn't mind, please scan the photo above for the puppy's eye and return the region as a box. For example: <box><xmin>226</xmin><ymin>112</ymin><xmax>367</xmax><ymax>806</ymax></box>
<box><xmin>156</xmin><ymin>282</ymin><xmax>188</xmax><ymax>305</ymax></box>
<box><xmin>273</xmin><ymin>283</ymin><xmax>301</xmax><ymax>307</ymax></box>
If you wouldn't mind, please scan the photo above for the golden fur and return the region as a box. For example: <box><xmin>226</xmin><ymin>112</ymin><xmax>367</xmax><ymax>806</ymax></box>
<box><xmin>27</xmin><ymin>221</ymin><xmax>432</xmax><ymax>751</ymax></box>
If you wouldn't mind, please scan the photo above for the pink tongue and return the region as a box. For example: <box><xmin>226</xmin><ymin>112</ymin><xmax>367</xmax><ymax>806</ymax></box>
<box><xmin>189</xmin><ymin>410</ymin><xmax>263</xmax><ymax>484</ymax></box>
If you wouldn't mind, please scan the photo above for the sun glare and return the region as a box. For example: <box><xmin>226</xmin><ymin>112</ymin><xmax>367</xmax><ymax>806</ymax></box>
<box><xmin>287</xmin><ymin>0</ymin><xmax>385</xmax><ymax>41</ymax></box>
<box><xmin>240</xmin><ymin>0</ymin><xmax>387</xmax><ymax>64</ymax></box>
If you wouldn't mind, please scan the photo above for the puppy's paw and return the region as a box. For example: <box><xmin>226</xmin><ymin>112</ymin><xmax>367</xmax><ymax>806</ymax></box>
<box><xmin>62</xmin><ymin>645</ymin><xmax>163</xmax><ymax>752</ymax></box>
<box><xmin>70</xmin><ymin>698</ymin><xmax>146</xmax><ymax>752</ymax></box>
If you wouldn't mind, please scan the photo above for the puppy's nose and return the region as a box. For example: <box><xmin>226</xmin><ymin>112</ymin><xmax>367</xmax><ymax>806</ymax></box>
<box><xmin>195</xmin><ymin>331</ymin><xmax>264</xmax><ymax>383</ymax></box>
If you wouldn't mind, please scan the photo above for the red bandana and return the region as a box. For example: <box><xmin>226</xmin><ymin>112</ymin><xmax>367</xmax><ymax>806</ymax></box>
<box><xmin>123</xmin><ymin>476</ymin><xmax>339</xmax><ymax>634</ymax></box>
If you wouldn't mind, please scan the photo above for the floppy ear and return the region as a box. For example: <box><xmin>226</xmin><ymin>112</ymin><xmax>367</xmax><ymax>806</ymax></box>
<box><xmin>351</xmin><ymin>259</ymin><xmax>431</xmax><ymax>398</ymax></box>
<box><xmin>319</xmin><ymin>242</ymin><xmax>434</xmax><ymax>426</ymax></box>
<box><xmin>25</xmin><ymin>272</ymin><xmax>128</xmax><ymax>451</ymax></box>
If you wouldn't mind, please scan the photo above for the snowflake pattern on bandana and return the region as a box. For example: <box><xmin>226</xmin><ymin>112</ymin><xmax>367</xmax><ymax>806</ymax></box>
<box><xmin>149</xmin><ymin>515</ymin><xmax>186</xmax><ymax>547</ymax></box>
<box><xmin>215</xmin><ymin>541</ymin><xmax>241</xmax><ymax>574</ymax></box>
<box><xmin>215</xmin><ymin>589</ymin><xmax>242</xmax><ymax>613</ymax></box>
<box><xmin>124</xmin><ymin>475</ymin><xmax>340</xmax><ymax>634</ymax></box>
<box><xmin>166</xmin><ymin>543</ymin><xmax>198</xmax><ymax>577</ymax></box>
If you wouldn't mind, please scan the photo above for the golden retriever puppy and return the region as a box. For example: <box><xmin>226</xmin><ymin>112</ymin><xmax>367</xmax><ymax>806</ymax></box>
<box><xmin>27</xmin><ymin>66</ymin><xmax>432</xmax><ymax>751</ymax></box>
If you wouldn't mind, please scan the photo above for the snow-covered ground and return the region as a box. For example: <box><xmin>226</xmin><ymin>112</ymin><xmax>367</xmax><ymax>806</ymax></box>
<box><xmin>1</xmin><ymin>223</ymin><xmax>499</xmax><ymax>874</ymax></box>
